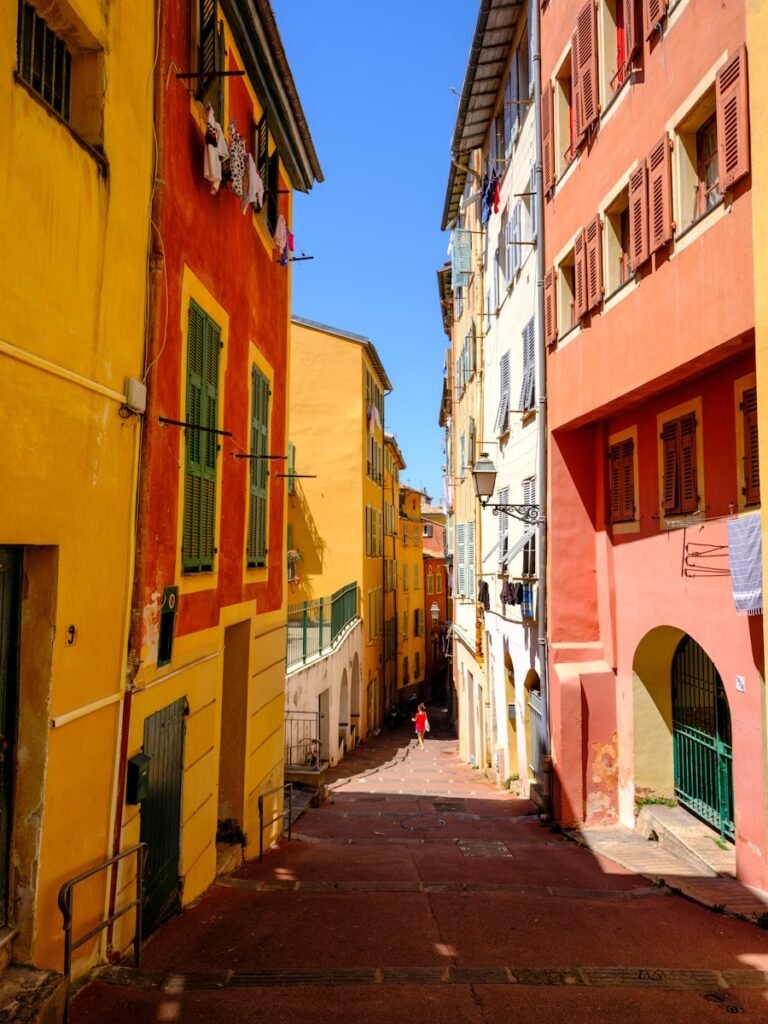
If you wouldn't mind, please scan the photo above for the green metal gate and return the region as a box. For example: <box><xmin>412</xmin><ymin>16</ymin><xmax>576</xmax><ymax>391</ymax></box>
<box><xmin>672</xmin><ymin>636</ymin><xmax>734</xmax><ymax>840</ymax></box>
<box><xmin>140</xmin><ymin>698</ymin><xmax>186</xmax><ymax>934</ymax></box>
<box><xmin>0</xmin><ymin>549</ymin><xmax>20</xmax><ymax>927</ymax></box>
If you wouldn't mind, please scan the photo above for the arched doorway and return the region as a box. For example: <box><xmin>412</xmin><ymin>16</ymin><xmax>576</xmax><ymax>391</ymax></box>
<box><xmin>339</xmin><ymin>669</ymin><xmax>350</xmax><ymax>737</ymax></box>
<box><xmin>672</xmin><ymin>636</ymin><xmax>734</xmax><ymax>840</ymax></box>
<box><xmin>524</xmin><ymin>670</ymin><xmax>542</xmax><ymax>784</ymax></box>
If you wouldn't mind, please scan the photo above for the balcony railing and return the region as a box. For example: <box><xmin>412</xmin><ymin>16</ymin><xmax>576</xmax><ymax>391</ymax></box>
<box><xmin>286</xmin><ymin>582</ymin><xmax>359</xmax><ymax>670</ymax></box>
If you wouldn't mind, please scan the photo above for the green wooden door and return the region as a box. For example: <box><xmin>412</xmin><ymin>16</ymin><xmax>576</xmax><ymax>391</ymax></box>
<box><xmin>140</xmin><ymin>698</ymin><xmax>186</xmax><ymax>933</ymax></box>
<box><xmin>0</xmin><ymin>549</ymin><xmax>20</xmax><ymax>927</ymax></box>
<box><xmin>672</xmin><ymin>636</ymin><xmax>734</xmax><ymax>840</ymax></box>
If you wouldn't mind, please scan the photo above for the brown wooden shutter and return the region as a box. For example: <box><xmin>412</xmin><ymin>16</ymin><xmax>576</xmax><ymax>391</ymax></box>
<box><xmin>742</xmin><ymin>386</ymin><xmax>760</xmax><ymax>506</ymax></box>
<box><xmin>661</xmin><ymin>419</ymin><xmax>679</xmax><ymax>513</ymax></box>
<box><xmin>679</xmin><ymin>413</ymin><xmax>698</xmax><ymax>514</ymax></box>
<box><xmin>575</xmin><ymin>1</ymin><xmax>599</xmax><ymax>137</ymax></box>
<box><xmin>571</xmin><ymin>30</ymin><xmax>583</xmax><ymax>148</ymax></box>
<box><xmin>544</xmin><ymin>268</ymin><xmax>557</xmax><ymax>346</ymax></box>
<box><xmin>620</xmin><ymin>438</ymin><xmax>635</xmax><ymax>520</ymax></box>
<box><xmin>628</xmin><ymin>160</ymin><xmax>649</xmax><ymax>271</ymax></box>
<box><xmin>574</xmin><ymin>229</ymin><xmax>587</xmax><ymax>321</ymax></box>
<box><xmin>624</xmin><ymin>0</ymin><xmax>641</xmax><ymax>62</ymax></box>
<box><xmin>609</xmin><ymin>444</ymin><xmax>622</xmax><ymax>521</ymax></box>
<box><xmin>716</xmin><ymin>45</ymin><xmax>750</xmax><ymax>191</ymax></box>
<box><xmin>542</xmin><ymin>82</ymin><xmax>555</xmax><ymax>191</ymax></box>
<box><xmin>585</xmin><ymin>215</ymin><xmax>603</xmax><ymax>310</ymax></box>
<box><xmin>648</xmin><ymin>134</ymin><xmax>673</xmax><ymax>253</ymax></box>
<box><xmin>644</xmin><ymin>0</ymin><xmax>669</xmax><ymax>40</ymax></box>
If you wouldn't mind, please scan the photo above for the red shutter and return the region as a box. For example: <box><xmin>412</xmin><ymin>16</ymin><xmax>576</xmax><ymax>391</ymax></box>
<box><xmin>716</xmin><ymin>45</ymin><xmax>750</xmax><ymax>191</ymax></box>
<box><xmin>661</xmin><ymin>419</ymin><xmax>679</xmax><ymax>513</ymax></box>
<box><xmin>648</xmin><ymin>134</ymin><xmax>673</xmax><ymax>253</ymax></box>
<box><xmin>585</xmin><ymin>215</ymin><xmax>603</xmax><ymax>310</ymax></box>
<box><xmin>575</xmin><ymin>1</ymin><xmax>599</xmax><ymax>137</ymax></box>
<box><xmin>624</xmin><ymin>0</ymin><xmax>641</xmax><ymax>62</ymax></box>
<box><xmin>679</xmin><ymin>413</ymin><xmax>698</xmax><ymax>514</ymax></box>
<box><xmin>609</xmin><ymin>444</ymin><xmax>622</xmax><ymax>521</ymax></box>
<box><xmin>544</xmin><ymin>268</ymin><xmax>557</xmax><ymax>346</ymax></box>
<box><xmin>620</xmin><ymin>438</ymin><xmax>635</xmax><ymax>521</ymax></box>
<box><xmin>644</xmin><ymin>0</ymin><xmax>669</xmax><ymax>40</ymax></box>
<box><xmin>628</xmin><ymin>159</ymin><xmax>649</xmax><ymax>271</ymax></box>
<box><xmin>574</xmin><ymin>229</ymin><xmax>587</xmax><ymax>320</ymax></box>
<box><xmin>742</xmin><ymin>386</ymin><xmax>760</xmax><ymax>506</ymax></box>
<box><xmin>571</xmin><ymin>31</ymin><xmax>583</xmax><ymax>148</ymax></box>
<box><xmin>542</xmin><ymin>82</ymin><xmax>555</xmax><ymax>191</ymax></box>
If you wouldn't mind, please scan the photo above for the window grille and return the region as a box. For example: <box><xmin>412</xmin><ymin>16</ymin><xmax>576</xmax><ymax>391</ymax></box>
<box><xmin>17</xmin><ymin>1</ymin><xmax>72</xmax><ymax>120</ymax></box>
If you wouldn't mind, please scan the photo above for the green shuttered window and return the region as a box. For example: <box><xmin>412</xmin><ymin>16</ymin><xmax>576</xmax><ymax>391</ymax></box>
<box><xmin>183</xmin><ymin>302</ymin><xmax>220</xmax><ymax>573</ymax></box>
<box><xmin>248</xmin><ymin>366</ymin><xmax>270</xmax><ymax>567</ymax></box>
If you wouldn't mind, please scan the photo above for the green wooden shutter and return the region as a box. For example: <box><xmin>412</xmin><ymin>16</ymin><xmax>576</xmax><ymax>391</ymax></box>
<box><xmin>267</xmin><ymin>150</ymin><xmax>279</xmax><ymax>233</ymax></box>
<box><xmin>247</xmin><ymin>366</ymin><xmax>270</xmax><ymax>567</ymax></box>
<box><xmin>183</xmin><ymin>302</ymin><xmax>219</xmax><ymax>572</ymax></box>
<box><xmin>287</xmin><ymin>442</ymin><xmax>296</xmax><ymax>495</ymax></box>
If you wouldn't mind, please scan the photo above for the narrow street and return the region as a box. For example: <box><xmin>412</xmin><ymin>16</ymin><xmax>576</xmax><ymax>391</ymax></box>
<box><xmin>71</xmin><ymin>710</ymin><xmax>768</xmax><ymax>1023</ymax></box>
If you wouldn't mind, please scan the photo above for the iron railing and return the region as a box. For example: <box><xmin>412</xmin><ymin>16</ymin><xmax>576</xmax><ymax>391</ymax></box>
<box><xmin>58</xmin><ymin>843</ymin><xmax>147</xmax><ymax>1019</ymax></box>
<box><xmin>258</xmin><ymin>783</ymin><xmax>293</xmax><ymax>861</ymax></box>
<box><xmin>285</xmin><ymin>709</ymin><xmax>322</xmax><ymax>768</ymax></box>
<box><xmin>286</xmin><ymin>582</ymin><xmax>358</xmax><ymax>669</ymax></box>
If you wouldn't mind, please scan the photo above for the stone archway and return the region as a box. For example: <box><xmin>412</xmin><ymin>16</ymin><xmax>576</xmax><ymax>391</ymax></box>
<box><xmin>339</xmin><ymin>668</ymin><xmax>350</xmax><ymax>738</ymax></box>
<box><xmin>632</xmin><ymin>625</ymin><xmax>685</xmax><ymax>803</ymax></box>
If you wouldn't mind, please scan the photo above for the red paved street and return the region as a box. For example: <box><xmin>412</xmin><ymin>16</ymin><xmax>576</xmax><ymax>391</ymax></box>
<box><xmin>71</xmin><ymin>710</ymin><xmax>768</xmax><ymax>1022</ymax></box>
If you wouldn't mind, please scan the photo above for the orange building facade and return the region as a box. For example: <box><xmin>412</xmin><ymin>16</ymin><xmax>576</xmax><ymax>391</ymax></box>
<box><xmin>542</xmin><ymin>0</ymin><xmax>763</xmax><ymax>884</ymax></box>
<box><xmin>422</xmin><ymin>507</ymin><xmax>449</xmax><ymax>702</ymax></box>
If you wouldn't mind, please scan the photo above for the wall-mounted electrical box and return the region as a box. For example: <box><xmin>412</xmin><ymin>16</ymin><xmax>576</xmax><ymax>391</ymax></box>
<box><xmin>126</xmin><ymin>752</ymin><xmax>151</xmax><ymax>804</ymax></box>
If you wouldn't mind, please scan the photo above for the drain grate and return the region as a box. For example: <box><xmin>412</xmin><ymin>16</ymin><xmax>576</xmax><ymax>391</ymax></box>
<box><xmin>458</xmin><ymin>840</ymin><xmax>513</xmax><ymax>858</ymax></box>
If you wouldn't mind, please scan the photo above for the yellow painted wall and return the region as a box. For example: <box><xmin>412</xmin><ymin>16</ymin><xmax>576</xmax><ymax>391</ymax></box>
<box><xmin>398</xmin><ymin>489</ymin><xmax>427</xmax><ymax>693</ymax></box>
<box><xmin>0</xmin><ymin>0</ymin><xmax>154</xmax><ymax>973</ymax></box>
<box><xmin>288</xmin><ymin>321</ymin><xmax>388</xmax><ymax>734</ymax></box>
<box><xmin>746</xmin><ymin>0</ymin><xmax>768</xmax><ymax>869</ymax></box>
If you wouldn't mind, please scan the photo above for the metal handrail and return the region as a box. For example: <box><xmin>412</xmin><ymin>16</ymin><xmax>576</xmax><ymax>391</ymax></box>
<box><xmin>58</xmin><ymin>842</ymin><xmax>147</xmax><ymax>1018</ymax></box>
<box><xmin>257</xmin><ymin>783</ymin><xmax>293</xmax><ymax>862</ymax></box>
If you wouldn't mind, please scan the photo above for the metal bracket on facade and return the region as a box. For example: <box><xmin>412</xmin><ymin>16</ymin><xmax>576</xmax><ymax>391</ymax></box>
<box><xmin>485</xmin><ymin>503</ymin><xmax>540</xmax><ymax>526</ymax></box>
<box><xmin>158</xmin><ymin>416</ymin><xmax>232</xmax><ymax>437</ymax></box>
<box><xmin>233</xmin><ymin>453</ymin><xmax>287</xmax><ymax>460</ymax></box>
<box><xmin>175</xmin><ymin>70</ymin><xmax>245</xmax><ymax>80</ymax></box>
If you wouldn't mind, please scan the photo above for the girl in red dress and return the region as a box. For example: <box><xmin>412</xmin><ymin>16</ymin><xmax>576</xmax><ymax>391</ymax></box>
<box><xmin>412</xmin><ymin>703</ymin><xmax>429</xmax><ymax>749</ymax></box>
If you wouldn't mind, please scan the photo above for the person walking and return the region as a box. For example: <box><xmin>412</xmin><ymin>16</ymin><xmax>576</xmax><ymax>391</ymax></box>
<box><xmin>412</xmin><ymin>703</ymin><xmax>429</xmax><ymax>749</ymax></box>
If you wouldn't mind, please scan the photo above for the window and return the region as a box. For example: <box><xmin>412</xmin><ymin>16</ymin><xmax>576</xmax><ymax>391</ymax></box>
<box><xmin>247</xmin><ymin>366</ymin><xmax>270</xmax><ymax>567</ymax></box>
<box><xmin>457</xmin><ymin>524</ymin><xmax>466</xmax><ymax>596</ymax></box>
<box><xmin>413</xmin><ymin>523</ymin><xmax>419</xmax><ymax>545</ymax></box>
<box><xmin>183</xmin><ymin>302</ymin><xmax>220</xmax><ymax>573</ymax></box>
<box><xmin>17</xmin><ymin>2</ymin><xmax>72</xmax><ymax>121</ymax></box>
<box><xmin>600</xmin><ymin>0</ymin><xmax>636</xmax><ymax>100</ymax></box>
<box><xmin>558</xmin><ymin>250</ymin><xmax>577</xmax><ymax>333</ymax></box>
<box><xmin>494</xmin><ymin>352</ymin><xmax>511</xmax><ymax>435</ymax></box>
<box><xmin>696</xmin><ymin>116</ymin><xmax>719</xmax><ymax>216</ymax></box>
<box><xmin>428</xmin><ymin>569</ymin><xmax>434</xmax><ymax>595</ymax></box>
<box><xmin>460</xmin><ymin>434</ymin><xmax>466</xmax><ymax>477</ymax></box>
<box><xmin>573</xmin><ymin>1</ymin><xmax>599</xmax><ymax>146</ymax></box>
<box><xmin>467</xmin><ymin>520</ymin><xmax>475</xmax><ymax>599</ymax></box>
<box><xmin>604</xmin><ymin>186</ymin><xmax>632</xmax><ymax>294</ymax></box>
<box><xmin>436</xmin><ymin>573</ymin><xmax>443</xmax><ymax>594</ymax></box>
<box><xmin>544</xmin><ymin>268</ymin><xmax>557</xmax><ymax>346</ymax></box>
<box><xmin>468</xmin><ymin>417</ymin><xmax>476</xmax><ymax>469</ymax></box>
<box><xmin>741</xmin><ymin>387</ymin><xmax>760</xmax><ymax>507</ymax></box>
<box><xmin>403</xmin><ymin>656</ymin><xmax>409</xmax><ymax>684</ymax></box>
<box><xmin>519</xmin><ymin>319</ymin><xmax>535</xmax><ymax>412</ymax></box>
<box><xmin>542</xmin><ymin>82</ymin><xmax>556</xmax><ymax>191</ymax></box>
<box><xmin>413</xmin><ymin>564</ymin><xmax>419</xmax><ymax>589</ymax></box>
<box><xmin>423</xmin><ymin>523</ymin><xmax>434</xmax><ymax>538</ymax></box>
<box><xmin>287</xmin><ymin>442</ymin><xmax>296</xmax><ymax>496</ymax></box>
<box><xmin>555</xmin><ymin>52</ymin><xmax>575</xmax><ymax>177</ymax></box>
<box><xmin>522</xmin><ymin>479</ymin><xmax>536</xmax><ymax>577</ymax></box>
<box><xmin>506</xmin><ymin>202</ymin><xmax>522</xmax><ymax>282</ymax></box>
<box><xmin>661</xmin><ymin>413</ymin><xmax>699</xmax><ymax>516</ymax></box>
<box><xmin>403</xmin><ymin>612</ymin><xmax>408</xmax><ymax>638</ymax></box>
<box><xmin>402</xmin><ymin>562</ymin><xmax>409</xmax><ymax>591</ymax></box>
<box><xmin>609</xmin><ymin>438</ymin><xmax>635</xmax><ymax>522</ymax></box>
<box><xmin>196</xmin><ymin>0</ymin><xmax>224</xmax><ymax>116</ymax></box>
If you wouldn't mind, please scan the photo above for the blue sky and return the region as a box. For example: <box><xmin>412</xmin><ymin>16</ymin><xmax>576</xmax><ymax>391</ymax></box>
<box><xmin>271</xmin><ymin>0</ymin><xmax>477</xmax><ymax>500</ymax></box>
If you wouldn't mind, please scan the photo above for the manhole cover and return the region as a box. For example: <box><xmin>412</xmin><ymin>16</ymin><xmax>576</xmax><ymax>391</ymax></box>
<box><xmin>458</xmin><ymin>840</ymin><xmax>513</xmax><ymax>858</ymax></box>
<box><xmin>399</xmin><ymin>814</ymin><xmax>447</xmax><ymax>832</ymax></box>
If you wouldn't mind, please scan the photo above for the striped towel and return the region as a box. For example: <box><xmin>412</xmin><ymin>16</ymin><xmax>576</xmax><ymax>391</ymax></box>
<box><xmin>521</xmin><ymin>583</ymin><xmax>534</xmax><ymax>619</ymax></box>
<box><xmin>727</xmin><ymin>512</ymin><xmax>763</xmax><ymax>615</ymax></box>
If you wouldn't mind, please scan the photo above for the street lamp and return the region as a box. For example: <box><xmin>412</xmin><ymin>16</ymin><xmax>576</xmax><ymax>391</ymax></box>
<box><xmin>430</xmin><ymin>601</ymin><xmax>440</xmax><ymax>625</ymax></box>
<box><xmin>472</xmin><ymin>453</ymin><xmax>539</xmax><ymax>525</ymax></box>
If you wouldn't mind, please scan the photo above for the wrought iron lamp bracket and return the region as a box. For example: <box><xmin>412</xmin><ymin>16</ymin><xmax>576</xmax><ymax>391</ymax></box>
<box><xmin>485</xmin><ymin>502</ymin><xmax>540</xmax><ymax>525</ymax></box>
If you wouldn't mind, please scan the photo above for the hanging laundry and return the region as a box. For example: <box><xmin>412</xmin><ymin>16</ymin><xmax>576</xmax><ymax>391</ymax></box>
<box><xmin>277</xmin><ymin>244</ymin><xmax>289</xmax><ymax>267</ymax></box>
<box><xmin>500</xmin><ymin>580</ymin><xmax>513</xmax><ymax>605</ymax></box>
<box><xmin>228</xmin><ymin>122</ymin><xmax>246</xmax><ymax>198</ymax></box>
<box><xmin>241</xmin><ymin>154</ymin><xmax>262</xmax><ymax>214</ymax></box>
<box><xmin>478</xmin><ymin>580</ymin><xmax>490</xmax><ymax>612</ymax></box>
<box><xmin>521</xmin><ymin>584</ymin><xmax>534</xmax><ymax>619</ymax></box>
<box><xmin>287</xmin><ymin>229</ymin><xmax>295</xmax><ymax>253</ymax></box>
<box><xmin>727</xmin><ymin>512</ymin><xmax>763</xmax><ymax>615</ymax></box>
<box><xmin>203</xmin><ymin>106</ymin><xmax>230</xmax><ymax>194</ymax></box>
<box><xmin>273</xmin><ymin>213</ymin><xmax>288</xmax><ymax>251</ymax></box>
<box><xmin>492</xmin><ymin>173</ymin><xmax>501</xmax><ymax>214</ymax></box>
<box><xmin>481</xmin><ymin>172</ymin><xmax>491</xmax><ymax>224</ymax></box>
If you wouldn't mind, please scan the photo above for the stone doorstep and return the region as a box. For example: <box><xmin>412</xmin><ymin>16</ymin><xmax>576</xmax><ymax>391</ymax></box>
<box><xmin>570</xmin><ymin>824</ymin><xmax>768</xmax><ymax>924</ymax></box>
<box><xmin>635</xmin><ymin>804</ymin><xmax>735</xmax><ymax>878</ymax></box>
<box><xmin>0</xmin><ymin>967</ymin><xmax>66</xmax><ymax>1024</ymax></box>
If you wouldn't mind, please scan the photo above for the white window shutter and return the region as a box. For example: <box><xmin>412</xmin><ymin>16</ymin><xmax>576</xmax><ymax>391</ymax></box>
<box><xmin>504</xmin><ymin>72</ymin><xmax>513</xmax><ymax>157</ymax></box>
<box><xmin>468</xmin><ymin>521</ymin><xmax>475</xmax><ymax>598</ymax></box>
<box><xmin>519</xmin><ymin>318</ymin><xmax>535</xmax><ymax>410</ymax></box>
<box><xmin>494</xmin><ymin>351</ymin><xmax>510</xmax><ymax>434</ymax></box>
<box><xmin>505</xmin><ymin>217</ymin><xmax>513</xmax><ymax>282</ymax></box>
<box><xmin>530</xmin><ymin>166</ymin><xmax>537</xmax><ymax>242</ymax></box>
<box><xmin>457</xmin><ymin>525</ymin><xmax>466</xmax><ymax>595</ymax></box>
<box><xmin>510</xmin><ymin>51</ymin><xmax>520</xmax><ymax>138</ymax></box>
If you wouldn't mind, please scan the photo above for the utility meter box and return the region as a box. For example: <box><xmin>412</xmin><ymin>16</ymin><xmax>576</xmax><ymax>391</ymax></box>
<box><xmin>126</xmin><ymin>752</ymin><xmax>151</xmax><ymax>804</ymax></box>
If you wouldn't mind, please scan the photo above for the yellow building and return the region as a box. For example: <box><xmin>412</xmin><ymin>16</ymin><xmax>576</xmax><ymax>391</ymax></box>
<box><xmin>397</xmin><ymin>486</ymin><xmax>428</xmax><ymax>701</ymax></box>
<box><xmin>384</xmin><ymin>435</ymin><xmax>406</xmax><ymax>709</ymax></box>
<box><xmin>0</xmin><ymin>0</ymin><xmax>153</xmax><ymax>975</ymax></box>
<box><xmin>289</xmin><ymin>318</ymin><xmax>392</xmax><ymax>735</ymax></box>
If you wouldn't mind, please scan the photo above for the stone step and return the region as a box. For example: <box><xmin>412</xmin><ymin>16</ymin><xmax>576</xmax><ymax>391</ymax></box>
<box><xmin>636</xmin><ymin>805</ymin><xmax>731</xmax><ymax>878</ymax></box>
<box><xmin>0</xmin><ymin>966</ymin><xmax>67</xmax><ymax>1024</ymax></box>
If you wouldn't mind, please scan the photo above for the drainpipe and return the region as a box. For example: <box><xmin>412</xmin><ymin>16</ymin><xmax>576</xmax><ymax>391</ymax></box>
<box><xmin>107</xmin><ymin>0</ymin><xmax>167</xmax><ymax>953</ymax></box>
<box><xmin>531</xmin><ymin>0</ymin><xmax>552</xmax><ymax>812</ymax></box>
